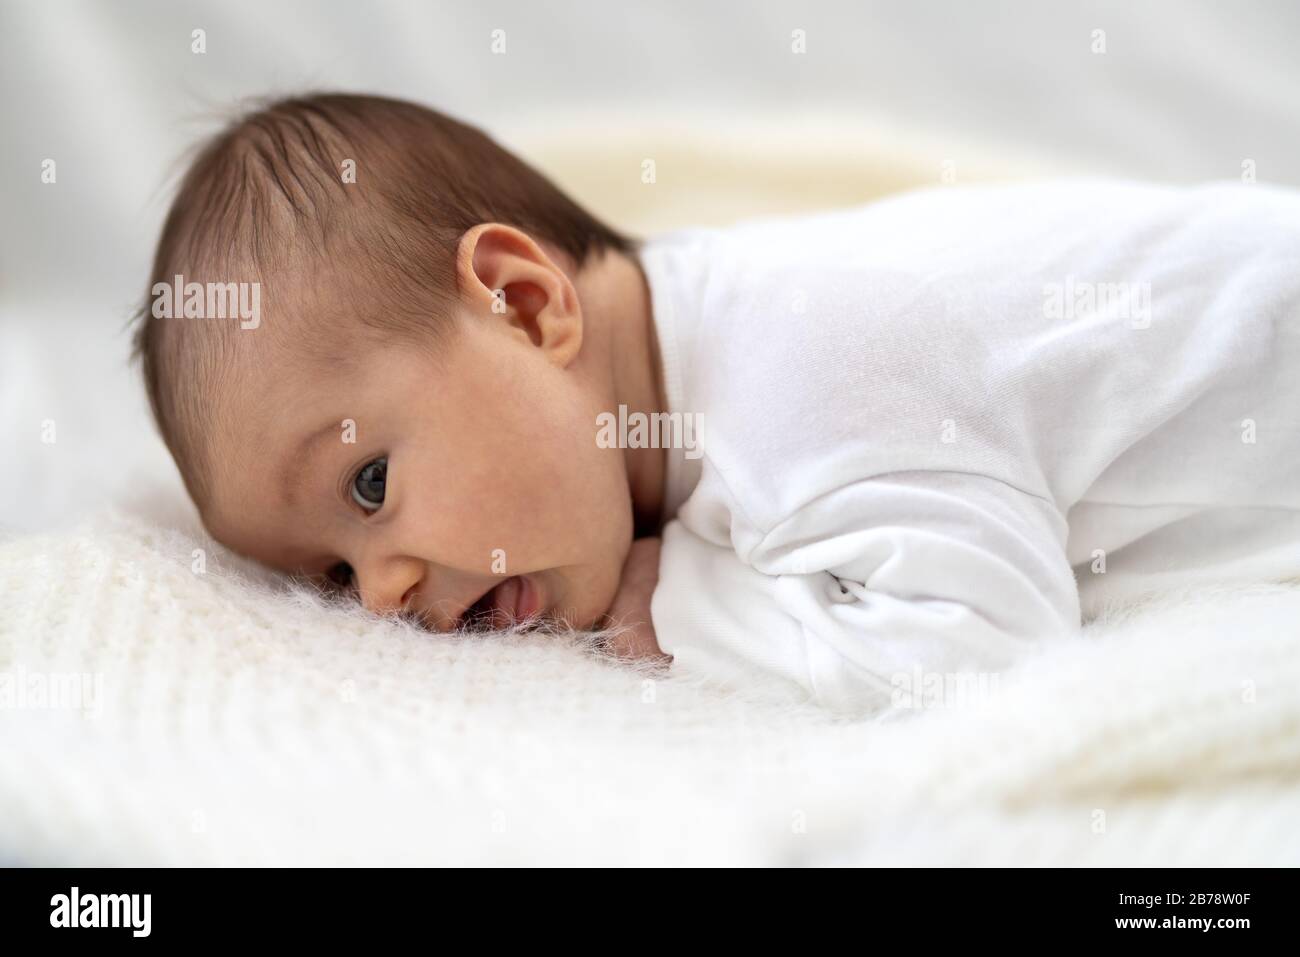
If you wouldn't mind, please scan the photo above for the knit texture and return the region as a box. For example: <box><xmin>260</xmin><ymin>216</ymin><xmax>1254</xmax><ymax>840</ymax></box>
<box><xmin>2</xmin><ymin>510</ymin><xmax>1298</xmax><ymax>865</ymax></box>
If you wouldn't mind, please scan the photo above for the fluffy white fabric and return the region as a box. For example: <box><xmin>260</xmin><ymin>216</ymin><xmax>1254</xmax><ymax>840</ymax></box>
<box><xmin>2</xmin><ymin>510</ymin><xmax>1297</xmax><ymax>865</ymax></box>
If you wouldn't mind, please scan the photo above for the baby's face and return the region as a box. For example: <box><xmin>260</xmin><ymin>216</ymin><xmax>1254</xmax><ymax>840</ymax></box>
<box><xmin>201</xmin><ymin>309</ymin><xmax>635</xmax><ymax>632</ymax></box>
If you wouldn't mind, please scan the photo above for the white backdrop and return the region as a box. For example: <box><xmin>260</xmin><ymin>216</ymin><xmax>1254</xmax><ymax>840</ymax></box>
<box><xmin>3</xmin><ymin>0</ymin><xmax>1299</xmax><ymax>534</ymax></box>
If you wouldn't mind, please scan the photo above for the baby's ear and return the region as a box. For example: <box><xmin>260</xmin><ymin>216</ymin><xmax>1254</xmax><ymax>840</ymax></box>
<box><xmin>455</xmin><ymin>223</ymin><xmax>583</xmax><ymax>366</ymax></box>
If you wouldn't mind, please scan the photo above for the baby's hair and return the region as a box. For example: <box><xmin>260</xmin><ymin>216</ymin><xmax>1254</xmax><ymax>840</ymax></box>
<box><xmin>131</xmin><ymin>91</ymin><xmax>633</xmax><ymax>510</ymax></box>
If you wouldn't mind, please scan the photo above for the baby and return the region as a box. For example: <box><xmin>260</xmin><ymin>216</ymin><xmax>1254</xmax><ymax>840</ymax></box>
<box><xmin>134</xmin><ymin>92</ymin><xmax>1300</xmax><ymax>715</ymax></box>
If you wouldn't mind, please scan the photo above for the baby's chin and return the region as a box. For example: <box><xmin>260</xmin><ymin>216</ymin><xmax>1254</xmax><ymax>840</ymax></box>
<box><xmin>550</xmin><ymin>594</ymin><xmax>615</xmax><ymax>633</ymax></box>
<box><xmin>540</xmin><ymin>563</ymin><xmax>625</xmax><ymax>633</ymax></box>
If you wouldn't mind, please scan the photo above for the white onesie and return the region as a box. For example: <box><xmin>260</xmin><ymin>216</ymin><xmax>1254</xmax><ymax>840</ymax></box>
<box><xmin>638</xmin><ymin>180</ymin><xmax>1300</xmax><ymax>715</ymax></box>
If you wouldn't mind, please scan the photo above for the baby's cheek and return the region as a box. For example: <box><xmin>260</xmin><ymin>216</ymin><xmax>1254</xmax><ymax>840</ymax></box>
<box><xmin>416</xmin><ymin>482</ymin><xmax>550</xmax><ymax>569</ymax></box>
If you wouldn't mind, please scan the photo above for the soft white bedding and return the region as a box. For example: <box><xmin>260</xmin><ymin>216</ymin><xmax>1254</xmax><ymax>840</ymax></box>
<box><xmin>2</xmin><ymin>510</ymin><xmax>1298</xmax><ymax>865</ymax></box>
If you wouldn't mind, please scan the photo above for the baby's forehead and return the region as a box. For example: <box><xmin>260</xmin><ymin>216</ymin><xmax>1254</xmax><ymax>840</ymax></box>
<box><xmin>183</xmin><ymin>265</ymin><xmax>437</xmax><ymax>476</ymax></box>
<box><xmin>201</xmin><ymin>369</ymin><xmax>334</xmax><ymax>518</ymax></box>
<box><xmin>222</xmin><ymin>322</ymin><xmax>358</xmax><ymax>410</ymax></box>
<box><xmin>209</xmin><ymin>269</ymin><xmax>365</xmax><ymax>363</ymax></box>
<box><xmin>191</xmin><ymin>319</ymin><xmax>338</xmax><ymax>442</ymax></box>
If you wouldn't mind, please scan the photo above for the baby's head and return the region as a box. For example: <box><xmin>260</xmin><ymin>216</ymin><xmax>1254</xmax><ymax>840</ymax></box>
<box><xmin>133</xmin><ymin>93</ymin><xmax>661</xmax><ymax>632</ymax></box>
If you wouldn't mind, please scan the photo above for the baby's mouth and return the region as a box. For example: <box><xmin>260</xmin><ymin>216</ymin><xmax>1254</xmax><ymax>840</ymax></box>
<box><xmin>458</xmin><ymin>575</ymin><xmax>541</xmax><ymax>631</ymax></box>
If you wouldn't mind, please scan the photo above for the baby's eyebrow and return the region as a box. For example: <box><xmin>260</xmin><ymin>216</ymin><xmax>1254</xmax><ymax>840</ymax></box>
<box><xmin>280</xmin><ymin>418</ymin><xmax>347</xmax><ymax>508</ymax></box>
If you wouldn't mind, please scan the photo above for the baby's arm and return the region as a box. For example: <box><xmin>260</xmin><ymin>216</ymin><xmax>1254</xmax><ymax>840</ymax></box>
<box><xmin>650</xmin><ymin>470</ymin><xmax>1082</xmax><ymax>715</ymax></box>
<box><xmin>600</xmin><ymin>536</ymin><xmax>668</xmax><ymax>660</ymax></box>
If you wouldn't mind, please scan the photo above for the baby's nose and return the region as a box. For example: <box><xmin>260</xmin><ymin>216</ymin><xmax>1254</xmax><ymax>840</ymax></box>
<box><xmin>355</xmin><ymin>559</ymin><xmax>423</xmax><ymax>617</ymax></box>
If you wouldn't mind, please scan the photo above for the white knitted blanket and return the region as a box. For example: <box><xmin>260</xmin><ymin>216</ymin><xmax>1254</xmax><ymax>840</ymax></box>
<box><xmin>2</xmin><ymin>510</ymin><xmax>1298</xmax><ymax>866</ymax></box>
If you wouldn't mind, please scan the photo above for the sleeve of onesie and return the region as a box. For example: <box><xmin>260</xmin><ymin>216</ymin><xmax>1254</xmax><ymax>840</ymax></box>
<box><xmin>650</xmin><ymin>470</ymin><xmax>1083</xmax><ymax>716</ymax></box>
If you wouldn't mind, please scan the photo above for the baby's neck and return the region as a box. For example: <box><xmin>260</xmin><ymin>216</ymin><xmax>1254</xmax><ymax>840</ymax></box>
<box><xmin>574</xmin><ymin>246</ymin><xmax>667</xmax><ymax>535</ymax></box>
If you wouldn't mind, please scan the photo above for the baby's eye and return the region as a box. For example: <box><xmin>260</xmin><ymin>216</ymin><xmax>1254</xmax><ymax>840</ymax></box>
<box><xmin>326</xmin><ymin>561</ymin><xmax>354</xmax><ymax>590</ymax></box>
<box><xmin>351</xmin><ymin>457</ymin><xmax>387</xmax><ymax>511</ymax></box>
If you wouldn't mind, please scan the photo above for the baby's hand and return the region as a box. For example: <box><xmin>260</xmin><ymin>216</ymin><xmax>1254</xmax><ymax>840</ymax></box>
<box><xmin>602</xmin><ymin>537</ymin><xmax>669</xmax><ymax>661</ymax></box>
